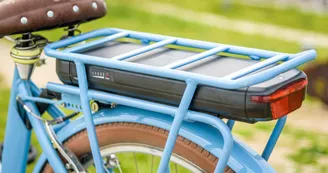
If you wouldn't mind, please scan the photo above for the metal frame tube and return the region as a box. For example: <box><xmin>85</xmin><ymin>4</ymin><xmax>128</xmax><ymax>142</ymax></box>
<box><xmin>18</xmin><ymin>81</ymin><xmax>67</xmax><ymax>172</ymax></box>
<box><xmin>75</xmin><ymin>62</ymin><xmax>105</xmax><ymax>173</ymax></box>
<box><xmin>157</xmin><ymin>80</ymin><xmax>198</xmax><ymax>173</ymax></box>
<box><xmin>227</xmin><ymin>120</ymin><xmax>235</xmax><ymax>130</ymax></box>
<box><xmin>64</xmin><ymin>31</ymin><xmax>130</xmax><ymax>53</ymax></box>
<box><xmin>112</xmin><ymin>38</ymin><xmax>177</xmax><ymax>61</ymax></box>
<box><xmin>164</xmin><ymin>46</ymin><xmax>229</xmax><ymax>69</ymax></box>
<box><xmin>261</xmin><ymin>116</ymin><xmax>287</xmax><ymax>161</ymax></box>
<box><xmin>29</xmin><ymin>81</ymin><xmax>67</xmax><ymax>119</ymax></box>
<box><xmin>224</xmin><ymin>54</ymin><xmax>289</xmax><ymax>80</ymax></box>
<box><xmin>2</xmin><ymin>69</ymin><xmax>31</xmax><ymax>173</ymax></box>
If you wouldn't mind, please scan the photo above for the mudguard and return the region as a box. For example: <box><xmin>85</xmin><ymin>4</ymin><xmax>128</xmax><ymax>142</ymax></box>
<box><xmin>33</xmin><ymin>106</ymin><xmax>275</xmax><ymax>173</ymax></box>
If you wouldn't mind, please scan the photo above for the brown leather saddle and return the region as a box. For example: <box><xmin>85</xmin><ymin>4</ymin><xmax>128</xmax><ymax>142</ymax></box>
<box><xmin>0</xmin><ymin>0</ymin><xmax>107</xmax><ymax>37</ymax></box>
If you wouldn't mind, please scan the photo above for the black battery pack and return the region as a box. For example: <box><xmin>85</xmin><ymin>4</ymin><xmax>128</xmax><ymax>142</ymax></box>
<box><xmin>56</xmin><ymin>41</ymin><xmax>306</xmax><ymax>123</ymax></box>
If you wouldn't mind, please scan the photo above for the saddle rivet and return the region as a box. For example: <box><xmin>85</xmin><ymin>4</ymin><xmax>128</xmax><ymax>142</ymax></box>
<box><xmin>20</xmin><ymin>17</ymin><xmax>28</xmax><ymax>24</ymax></box>
<box><xmin>92</xmin><ymin>2</ymin><xmax>98</xmax><ymax>9</ymax></box>
<box><xmin>47</xmin><ymin>11</ymin><xmax>54</xmax><ymax>18</ymax></box>
<box><xmin>73</xmin><ymin>5</ymin><xmax>79</xmax><ymax>13</ymax></box>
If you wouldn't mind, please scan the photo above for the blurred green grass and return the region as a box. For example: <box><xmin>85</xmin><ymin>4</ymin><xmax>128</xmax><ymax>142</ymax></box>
<box><xmin>233</xmin><ymin>121</ymin><xmax>328</xmax><ymax>171</ymax></box>
<box><xmin>136</xmin><ymin>0</ymin><xmax>328</xmax><ymax>34</ymax></box>
<box><xmin>0</xmin><ymin>0</ymin><xmax>328</xmax><ymax>172</ymax></box>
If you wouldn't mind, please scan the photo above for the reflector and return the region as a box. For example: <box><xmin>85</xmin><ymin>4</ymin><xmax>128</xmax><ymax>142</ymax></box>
<box><xmin>251</xmin><ymin>79</ymin><xmax>307</xmax><ymax>119</ymax></box>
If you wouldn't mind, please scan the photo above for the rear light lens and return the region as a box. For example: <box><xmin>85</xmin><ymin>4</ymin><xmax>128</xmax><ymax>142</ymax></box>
<box><xmin>251</xmin><ymin>79</ymin><xmax>308</xmax><ymax>119</ymax></box>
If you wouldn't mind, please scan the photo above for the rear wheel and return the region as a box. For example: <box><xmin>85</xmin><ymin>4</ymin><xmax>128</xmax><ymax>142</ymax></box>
<box><xmin>42</xmin><ymin>122</ymin><xmax>234</xmax><ymax>173</ymax></box>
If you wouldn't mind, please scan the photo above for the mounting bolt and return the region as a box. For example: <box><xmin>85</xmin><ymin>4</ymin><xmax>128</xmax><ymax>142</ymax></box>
<box><xmin>61</xmin><ymin>102</ymin><xmax>66</xmax><ymax>108</ymax></box>
<box><xmin>91</xmin><ymin>101</ymin><xmax>99</xmax><ymax>112</ymax></box>
<box><xmin>47</xmin><ymin>10</ymin><xmax>54</xmax><ymax>18</ymax></box>
<box><xmin>65</xmin><ymin>163</ymin><xmax>72</xmax><ymax>170</ymax></box>
<box><xmin>20</xmin><ymin>17</ymin><xmax>28</xmax><ymax>24</ymax></box>
<box><xmin>73</xmin><ymin>5</ymin><xmax>79</xmax><ymax>13</ymax></box>
<box><xmin>92</xmin><ymin>2</ymin><xmax>98</xmax><ymax>9</ymax></box>
<box><xmin>110</xmin><ymin>154</ymin><xmax>116</xmax><ymax>159</ymax></box>
<box><xmin>110</xmin><ymin>103</ymin><xmax>117</xmax><ymax>108</ymax></box>
<box><xmin>105</xmin><ymin>154</ymin><xmax>118</xmax><ymax>168</ymax></box>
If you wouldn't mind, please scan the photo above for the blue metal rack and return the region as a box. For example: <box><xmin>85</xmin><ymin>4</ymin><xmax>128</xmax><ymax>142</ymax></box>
<box><xmin>48</xmin><ymin>28</ymin><xmax>316</xmax><ymax>89</ymax></box>
<box><xmin>41</xmin><ymin>28</ymin><xmax>317</xmax><ymax>173</ymax></box>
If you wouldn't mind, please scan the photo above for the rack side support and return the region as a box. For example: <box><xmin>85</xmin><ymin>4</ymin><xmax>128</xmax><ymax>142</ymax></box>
<box><xmin>75</xmin><ymin>62</ymin><xmax>105</xmax><ymax>173</ymax></box>
<box><xmin>261</xmin><ymin>116</ymin><xmax>287</xmax><ymax>161</ymax></box>
<box><xmin>157</xmin><ymin>80</ymin><xmax>197</xmax><ymax>173</ymax></box>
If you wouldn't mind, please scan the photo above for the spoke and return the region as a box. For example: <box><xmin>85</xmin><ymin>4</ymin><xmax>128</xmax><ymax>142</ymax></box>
<box><xmin>103</xmin><ymin>164</ymin><xmax>110</xmax><ymax>173</ymax></box>
<box><xmin>82</xmin><ymin>144</ymin><xmax>204</xmax><ymax>172</ymax></box>
<box><xmin>133</xmin><ymin>152</ymin><xmax>139</xmax><ymax>173</ymax></box>
<box><xmin>116</xmin><ymin>157</ymin><xmax>123</xmax><ymax>173</ymax></box>
<box><xmin>150</xmin><ymin>155</ymin><xmax>154</xmax><ymax>173</ymax></box>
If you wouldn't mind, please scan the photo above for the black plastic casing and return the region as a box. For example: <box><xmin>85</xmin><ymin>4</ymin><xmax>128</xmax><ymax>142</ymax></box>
<box><xmin>56</xmin><ymin>42</ymin><xmax>306</xmax><ymax>123</ymax></box>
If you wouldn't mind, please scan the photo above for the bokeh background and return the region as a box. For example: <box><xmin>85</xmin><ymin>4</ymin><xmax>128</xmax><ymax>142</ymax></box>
<box><xmin>0</xmin><ymin>0</ymin><xmax>328</xmax><ymax>172</ymax></box>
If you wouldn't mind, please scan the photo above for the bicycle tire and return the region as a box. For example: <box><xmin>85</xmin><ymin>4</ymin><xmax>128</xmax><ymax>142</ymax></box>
<box><xmin>42</xmin><ymin>122</ymin><xmax>234</xmax><ymax>173</ymax></box>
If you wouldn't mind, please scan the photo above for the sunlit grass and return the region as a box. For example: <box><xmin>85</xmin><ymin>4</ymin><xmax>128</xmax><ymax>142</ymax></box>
<box><xmin>288</xmin><ymin>143</ymin><xmax>328</xmax><ymax>165</ymax></box>
<box><xmin>233</xmin><ymin>120</ymin><xmax>328</xmax><ymax>171</ymax></box>
<box><xmin>134</xmin><ymin>0</ymin><xmax>328</xmax><ymax>34</ymax></box>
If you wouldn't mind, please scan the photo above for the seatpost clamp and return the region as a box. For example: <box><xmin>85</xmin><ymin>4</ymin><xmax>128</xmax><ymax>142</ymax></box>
<box><xmin>10</xmin><ymin>33</ymin><xmax>42</xmax><ymax>80</ymax></box>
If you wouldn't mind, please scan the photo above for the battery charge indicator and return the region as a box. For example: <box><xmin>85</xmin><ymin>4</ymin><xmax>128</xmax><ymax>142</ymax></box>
<box><xmin>105</xmin><ymin>72</ymin><xmax>110</xmax><ymax>80</ymax></box>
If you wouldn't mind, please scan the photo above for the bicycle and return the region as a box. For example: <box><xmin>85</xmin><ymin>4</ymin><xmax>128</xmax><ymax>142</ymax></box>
<box><xmin>0</xmin><ymin>0</ymin><xmax>317</xmax><ymax>172</ymax></box>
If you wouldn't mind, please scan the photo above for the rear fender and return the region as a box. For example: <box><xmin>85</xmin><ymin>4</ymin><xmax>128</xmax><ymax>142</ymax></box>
<box><xmin>33</xmin><ymin>106</ymin><xmax>275</xmax><ymax>173</ymax></box>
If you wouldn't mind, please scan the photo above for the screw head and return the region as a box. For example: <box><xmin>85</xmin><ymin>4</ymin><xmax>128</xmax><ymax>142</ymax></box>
<box><xmin>92</xmin><ymin>2</ymin><xmax>98</xmax><ymax>9</ymax></box>
<box><xmin>47</xmin><ymin>10</ymin><xmax>54</xmax><ymax>18</ymax></box>
<box><xmin>65</xmin><ymin>163</ymin><xmax>72</xmax><ymax>170</ymax></box>
<box><xmin>73</xmin><ymin>5</ymin><xmax>79</xmax><ymax>12</ymax></box>
<box><xmin>20</xmin><ymin>17</ymin><xmax>28</xmax><ymax>24</ymax></box>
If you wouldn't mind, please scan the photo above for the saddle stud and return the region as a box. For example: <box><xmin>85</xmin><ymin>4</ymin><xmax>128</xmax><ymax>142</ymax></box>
<box><xmin>73</xmin><ymin>5</ymin><xmax>79</xmax><ymax>13</ymax></box>
<box><xmin>92</xmin><ymin>2</ymin><xmax>98</xmax><ymax>9</ymax></box>
<box><xmin>20</xmin><ymin>17</ymin><xmax>28</xmax><ymax>25</ymax></box>
<box><xmin>47</xmin><ymin>11</ymin><xmax>54</xmax><ymax>18</ymax></box>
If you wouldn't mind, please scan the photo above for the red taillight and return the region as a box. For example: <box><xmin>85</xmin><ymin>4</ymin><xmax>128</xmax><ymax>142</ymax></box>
<box><xmin>251</xmin><ymin>79</ymin><xmax>308</xmax><ymax>119</ymax></box>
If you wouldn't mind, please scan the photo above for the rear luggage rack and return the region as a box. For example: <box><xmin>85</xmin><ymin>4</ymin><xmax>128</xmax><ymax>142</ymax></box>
<box><xmin>44</xmin><ymin>28</ymin><xmax>316</xmax><ymax>173</ymax></box>
<box><xmin>46</xmin><ymin>28</ymin><xmax>316</xmax><ymax>90</ymax></box>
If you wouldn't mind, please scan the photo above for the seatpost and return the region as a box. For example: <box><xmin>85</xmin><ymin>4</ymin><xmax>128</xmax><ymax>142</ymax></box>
<box><xmin>21</xmin><ymin>34</ymin><xmax>30</xmax><ymax>47</ymax></box>
<box><xmin>68</xmin><ymin>26</ymin><xmax>75</xmax><ymax>37</ymax></box>
<box><xmin>60</xmin><ymin>25</ymin><xmax>81</xmax><ymax>40</ymax></box>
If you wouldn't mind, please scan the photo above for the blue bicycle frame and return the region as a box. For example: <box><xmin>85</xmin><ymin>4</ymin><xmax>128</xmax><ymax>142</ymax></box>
<box><xmin>1</xmin><ymin>28</ymin><xmax>316</xmax><ymax>173</ymax></box>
